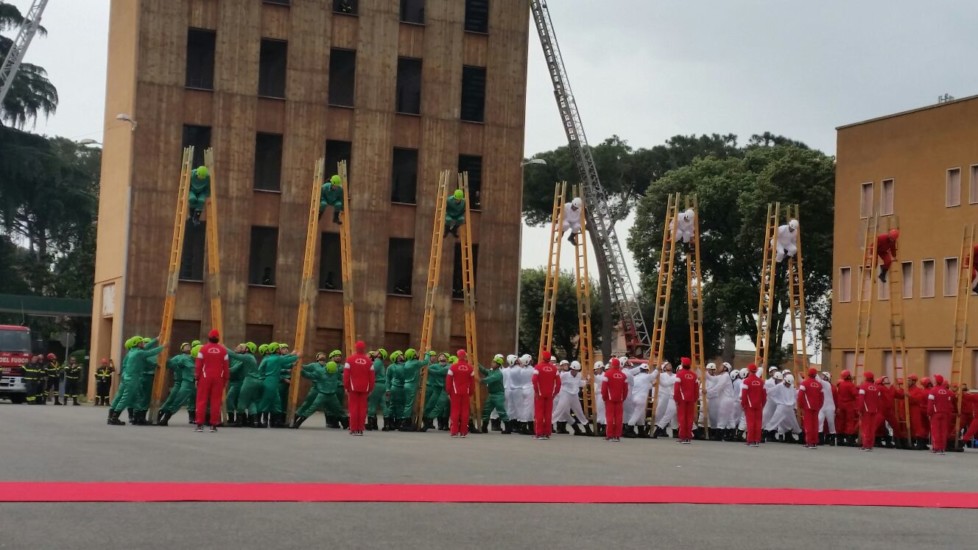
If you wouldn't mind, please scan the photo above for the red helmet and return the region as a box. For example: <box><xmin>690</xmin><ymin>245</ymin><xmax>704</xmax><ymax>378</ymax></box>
<box><xmin>747</xmin><ymin>363</ymin><xmax>758</xmax><ymax>372</ymax></box>
<box><xmin>921</xmin><ymin>377</ymin><xmax>931</xmax><ymax>387</ymax></box>
<box><xmin>609</xmin><ymin>358</ymin><xmax>620</xmax><ymax>368</ymax></box>
<box><xmin>46</xmin><ymin>353</ymin><xmax>56</xmax><ymax>360</ymax></box>
<box><xmin>908</xmin><ymin>374</ymin><xmax>918</xmax><ymax>381</ymax></box>
<box><xmin>840</xmin><ymin>369</ymin><xmax>851</xmax><ymax>380</ymax></box>
<box><xmin>888</xmin><ymin>229</ymin><xmax>899</xmax><ymax>240</ymax></box>
<box><xmin>863</xmin><ymin>371</ymin><xmax>875</xmax><ymax>380</ymax></box>
<box><xmin>456</xmin><ymin>349</ymin><xmax>467</xmax><ymax>360</ymax></box>
<box><xmin>680</xmin><ymin>357</ymin><xmax>691</xmax><ymax>367</ymax></box>
<box><xmin>807</xmin><ymin>367</ymin><xmax>818</xmax><ymax>377</ymax></box>
<box><xmin>541</xmin><ymin>351</ymin><xmax>551</xmax><ymax>363</ymax></box>
<box><xmin>934</xmin><ymin>374</ymin><xmax>945</xmax><ymax>386</ymax></box>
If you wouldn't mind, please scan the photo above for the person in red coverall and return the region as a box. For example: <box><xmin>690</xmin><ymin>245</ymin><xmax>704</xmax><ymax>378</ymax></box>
<box><xmin>876</xmin><ymin>229</ymin><xmax>899</xmax><ymax>282</ymax></box>
<box><xmin>874</xmin><ymin>376</ymin><xmax>899</xmax><ymax>448</ymax></box>
<box><xmin>601</xmin><ymin>358</ymin><xmax>629</xmax><ymax>442</ymax></box>
<box><xmin>907</xmin><ymin>375</ymin><xmax>930</xmax><ymax>450</ymax></box>
<box><xmin>959</xmin><ymin>385</ymin><xmax>978</xmax><ymax>445</ymax></box>
<box><xmin>928</xmin><ymin>377</ymin><xmax>954</xmax><ymax>454</ymax></box>
<box><xmin>740</xmin><ymin>364</ymin><xmax>766</xmax><ymax>447</ymax></box>
<box><xmin>446</xmin><ymin>349</ymin><xmax>475</xmax><ymax>438</ymax></box>
<box><xmin>892</xmin><ymin>377</ymin><xmax>910</xmax><ymax>448</ymax></box>
<box><xmin>195</xmin><ymin>329</ymin><xmax>229</xmax><ymax>433</ymax></box>
<box><xmin>532</xmin><ymin>351</ymin><xmax>561</xmax><ymax>440</ymax></box>
<box><xmin>835</xmin><ymin>370</ymin><xmax>858</xmax><ymax>446</ymax></box>
<box><xmin>343</xmin><ymin>340</ymin><xmax>375</xmax><ymax>436</ymax></box>
<box><xmin>797</xmin><ymin>367</ymin><xmax>824</xmax><ymax>449</ymax></box>
<box><xmin>856</xmin><ymin>372</ymin><xmax>882</xmax><ymax>451</ymax></box>
<box><xmin>971</xmin><ymin>244</ymin><xmax>978</xmax><ymax>295</ymax></box>
<box><xmin>673</xmin><ymin>357</ymin><xmax>699</xmax><ymax>444</ymax></box>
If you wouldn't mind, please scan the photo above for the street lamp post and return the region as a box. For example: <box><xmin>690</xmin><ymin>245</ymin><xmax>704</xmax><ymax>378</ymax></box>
<box><xmin>516</xmin><ymin>158</ymin><xmax>547</xmax><ymax>354</ymax></box>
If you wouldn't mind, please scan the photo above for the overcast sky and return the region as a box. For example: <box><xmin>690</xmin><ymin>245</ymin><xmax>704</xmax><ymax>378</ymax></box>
<box><xmin>10</xmin><ymin>0</ymin><xmax>978</xmax><ymax>283</ymax></box>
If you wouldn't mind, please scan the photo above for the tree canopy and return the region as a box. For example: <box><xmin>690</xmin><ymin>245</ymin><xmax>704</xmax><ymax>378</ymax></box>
<box><xmin>518</xmin><ymin>267</ymin><xmax>602</xmax><ymax>361</ymax></box>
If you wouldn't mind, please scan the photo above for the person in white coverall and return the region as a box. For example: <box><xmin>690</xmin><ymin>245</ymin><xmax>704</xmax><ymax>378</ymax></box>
<box><xmin>651</xmin><ymin>362</ymin><xmax>678</xmax><ymax>438</ymax></box>
<box><xmin>518</xmin><ymin>354</ymin><xmax>535</xmax><ymax>435</ymax></box>
<box><xmin>593</xmin><ymin>362</ymin><xmax>606</xmax><ymax>436</ymax></box>
<box><xmin>562</xmin><ymin>197</ymin><xmax>583</xmax><ymax>245</ymax></box>
<box><xmin>735</xmin><ymin>368</ymin><xmax>749</xmax><ymax>435</ymax></box>
<box><xmin>554</xmin><ymin>361</ymin><xmax>591</xmax><ymax>435</ymax></box>
<box><xmin>672</xmin><ymin>208</ymin><xmax>695</xmax><ymax>245</ymax></box>
<box><xmin>625</xmin><ymin>363</ymin><xmax>654</xmax><ymax>438</ymax></box>
<box><xmin>502</xmin><ymin>355</ymin><xmax>518</xmax><ymax>433</ymax></box>
<box><xmin>765</xmin><ymin>372</ymin><xmax>802</xmax><ymax>442</ymax></box>
<box><xmin>703</xmin><ymin>363</ymin><xmax>722</xmax><ymax>436</ymax></box>
<box><xmin>620</xmin><ymin>357</ymin><xmax>635</xmax><ymax>424</ymax></box>
<box><xmin>714</xmin><ymin>362</ymin><xmax>738</xmax><ymax>441</ymax></box>
<box><xmin>817</xmin><ymin>371</ymin><xmax>837</xmax><ymax>446</ymax></box>
<box><xmin>775</xmin><ymin>219</ymin><xmax>799</xmax><ymax>263</ymax></box>
<box><xmin>761</xmin><ymin>366</ymin><xmax>779</xmax><ymax>434</ymax></box>
<box><xmin>553</xmin><ymin>360</ymin><xmax>570</xmax><ymax>427</ymax></box>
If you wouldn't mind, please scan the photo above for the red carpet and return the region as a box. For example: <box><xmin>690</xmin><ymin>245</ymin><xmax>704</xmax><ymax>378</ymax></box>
<box><xmin>1</xmin><ymin>482</ymin><xmax>977</xmax><ymax>508</ymax></box>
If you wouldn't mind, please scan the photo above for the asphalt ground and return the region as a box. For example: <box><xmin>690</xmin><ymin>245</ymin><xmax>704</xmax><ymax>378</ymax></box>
<box><xmin>1</xmin><ymin>403</ymin><xmax>976</xmax><ymax>549</ymax></box>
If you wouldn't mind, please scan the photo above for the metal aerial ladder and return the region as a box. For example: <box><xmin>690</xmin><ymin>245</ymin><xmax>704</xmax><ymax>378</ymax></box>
<box><xmin>569</xmin><ymin>187</ymin><xmax>596</xmax><ymax>428</ymax></box>
<box><xmin>754</xmin><ymin>203</ymin><xmax>781</xmax><ymax>376</ymax></box>
<box><xmin>538</xmin><ymin>182</ymin><xmax>567</xmax><ymax>359</ymax></box>
<box><xmin>286</xmin><ymin>158</ymin><xmax>326</xmax><ymax>426</ymax></box>
<box><xmin>853</xmin><ymin>213</ymin><xmax>881</xmax><ymax>382</ymax></box>
<box><xmin>530</xmin><ymin>1</ymin><xmax>650</xmax><ymax>357</ymax></box>
<box><xmin>149</xmin><ymin>147</ymin><xmax>193</xmax><ymax>422</ymax></box>
<box><xmin>0</xmin><ymin>0</ymin><xmax>49</xmax><ymax>106</ymax></box>
<box><xmin>882</xmin><ymin>216</ymin><xmax>911</xmax><ymax>447</ymax></box>
<box><xmin>457</xmin><ymin>171</ymin><xmax>483</xmax><ymax>428</ymax></box>
<box><xmin>649</xmin><ymin>194</ymin><xmax>680</xmax><ymax>425</ymax></box>
<box><xmin>414</xmin><ymin>170</ymin><xmax>451</xmax><ymax>428</ymax></box>
<box><xmin>784</xmin><ymin>205</ymin><xmax>809</xmax><ymax>383</ymax></box>
<box><xmin>683</xmin><ymin>196</ymin><xmax>709</xmax><ymax>438</ymax></box>
<box><xmin>951</xmin><ymin>224</ymin><xmax>975</xmax><ymax>450</ymax></box>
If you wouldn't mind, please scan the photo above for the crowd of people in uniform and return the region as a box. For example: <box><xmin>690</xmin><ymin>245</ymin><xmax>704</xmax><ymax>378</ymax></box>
<box><xmin>19</xmin><ymin>354</ymin><xmax>85</xmax><ymax>406</ymax></box>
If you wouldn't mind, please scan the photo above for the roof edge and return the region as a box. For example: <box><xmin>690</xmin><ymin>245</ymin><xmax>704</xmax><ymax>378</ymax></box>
<box><xmin>836</xmin><ymin>93</ymin><xmax>978</xmax><ymax>131</ymax></box>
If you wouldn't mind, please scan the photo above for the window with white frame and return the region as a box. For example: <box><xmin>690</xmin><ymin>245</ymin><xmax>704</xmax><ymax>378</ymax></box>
<box><xmin>970</xmin><ymin>165</ymin><xmax>978</xmax><ymax>204</ymax></box>
<box><xmin>881</xmin><ymin>179</ymin><xmax>894</xmax><ymax>215</ymax></box>
<box><xmin>839</xmin><ymin>267</ymin><xmax>852</xmax><ymax>303</ymax></box>
<box><xmin>901</xmin><ymin>261</ymin><xmax>913</xmax><ymax>299</ymax></box>
<box><xmin>947</xmin><ymin>168</ymin><xmax>961</xmax><ymax>207</ymax></box>
<box><xmin>860</xmin><ymin>182</ymin><xmax>874</xmax><ymax>218</ymax></box>
<box><xmin>944</xmin><ymin>257</ymin><xmax>959</xmax><ymax>296</ymax></box>
<box><xmin>921</xmin><ymin>259</ymin><xmax>935</xmax><ymax>298</ymax></box>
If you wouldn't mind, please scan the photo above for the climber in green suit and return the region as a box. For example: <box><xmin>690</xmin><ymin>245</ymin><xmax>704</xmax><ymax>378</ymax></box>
<box><xmin>225</xmin><ymin>342</ymin><xmax>255</xmax><ymax>426</ymax></box>
<box><xmin>257</xmin><ymin>343</ymin><xmax>298</xmax><ymax>428</ymax></box>
<box><xmin>399</xmin><ymin>349</ymin><xmax>433</xmax><ymax>431</ymax></box>
<box><xmin>445</xmin><ymin>189</ymin><xmax>465</xmax><ymax>238</ymax></box>
<box><xmin>133</xmin><ymin>338</ymin><xmax>165</xmax><ymax>425</ymax></box>
<box><xmin>108</xmin><ymin>337</ymin><xmax>163</xmax><ymax>426</ymax></box>
<box><xmin>480</xmin><ymin>354</ymin><xmax>511</xmax><ymax>433</ymax></box>
<box><xmin>292</xmin><ymin>354</ymin><xmax>346</xmax><ymax>429</ymax></box>
<box><xmin>230</xmin><ymin>343</ymin><xmax>260</xmax><ymax>427</ymax></box>
<box><xmin>367</xmin><ymin>348</ymin><xmax>389</xmax><ymax>431</ymax></box>
<box><xmin>386</xmin><ymin>351</ymin><xmax>405</xmax><ymax>430</ymax></box>
<box><xmin>189</xmin><ymin>166</ymin><xmax>210</xmax><ymax>226</ymax></box>
<box><xmin>420</xmin><ymin>353</ymin><xmax>449</xmax><ymax>432</ymax></box>
<box><xmin>319</xmin><ymin>174</ymin><xmax>345</xmax><ymax>225</ymax></box>
<box><xmin>106</xmin><ymin>336</ymin><xmax>139</xmax><ymax>426</ymax></box>
<box><xmin>157</xmin><ymin>343</ymin><xmax>194</xmax><ymax>426</ymax></box>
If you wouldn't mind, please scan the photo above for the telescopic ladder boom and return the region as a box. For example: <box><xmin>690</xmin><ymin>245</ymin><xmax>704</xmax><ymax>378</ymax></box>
<box><xmin>0</xmin><ymin>0</ymin><xmax>49</xmax><ymax>106</ymax></box>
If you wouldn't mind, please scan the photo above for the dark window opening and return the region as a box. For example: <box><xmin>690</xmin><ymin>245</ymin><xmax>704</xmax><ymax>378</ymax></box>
<box><xmin>258</xmin><ymin>39</ymin><xmax>288</xmax><ymax>99</ymax></box>
<box><xmin>171</xmin><ymin>321</ymin><xmax>202</xmax><ymax>356</ymax></box>
<box><xmin>400</xmin><ymin>0</ymin><xmax>425</xmax><ymax>24</ymax></box>
<box><xmin>464</xmin><ymin>0</ymin><xmax>489</xmax><ymax>33</ymax></box>
<box><xmin>179</xmin><ymin>221</ymin><xmax>206</xmax><ymax>281</ymax></box>
<box><xmin>333</xmin><ymin>0</ymin><xmax>357</xmax><ymax>14</ymax></box>
<box><xmin>461</xmin><ymin>66</ymin><xmax>486</xmax><ymax>123</ymax></box>
<box><xmin>396</xmin><ymin>58</ymin><xmax>422</xmax><ymax>115</ymax></box>
<box><xmin>387</xmin><ymin>238</ymin><xmax>414</xmax><ymax>296</ymax></box>
<box><xmin>249</xmin><ymin>227</ymin><xmax>279</xmax><ymax>286</ymax></box>
<box><xmin>254</xmin><ymin>133</ymin><xmax>283</xmax><ymax>191</ymax></box>
<box><xmin>185</xmin><ymin>28</ymin><xmax>216</xmax><ymax>90</ymax></box>
<box><xmin>391</xmin><ymin>148</ymin><xmax>418</xmax><ymax>204</ymax></box>
<box><xmin>319</xmin><ymin>233</ymin><xmax>342</xmax><ymax>291</ymax></box>
<box><xmin>264</xmin><ymin>0</ymin><xmax>290</xmax><ymax>5</ymax></box>
<box><xmin>328</xmin><ymin>49</ymin><xmax>356</xmax><ymax>107</ymax></box>
<box><xmin>246</xmin><ymin>324</ymin><xmax>274</xmax><ymax>345</ymax></box>
<box><xmin>324</xmin><ymin>140</ymin><xmax>352</xmax><ymax>181</ymax></box>
<box><xmin>181</xmin><ymin>125</ymin><xmax>211</xmax><ymax>168</ymax></box>
<box><xmin>452</xmin><ymin>243</ymin><xmax>479</xmax><ymax>299</ymax></box>
<box><xmin>314</xmin><ymin>328</ymin><xmax>344</xmax><ymax>354</ymax></box>
<box><xmin>384</xmin><ymin>332</ymin><xmax>411</xmax><ymax>352</ymax></box>
<box><xmin>457</xmin><ymin>155</ymin><xmax>482</xmax><ymax>210</ymax></box>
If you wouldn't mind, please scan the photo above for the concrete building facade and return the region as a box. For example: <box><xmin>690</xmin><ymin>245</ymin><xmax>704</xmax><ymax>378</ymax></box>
<box><xmin>89</xmin><ymin>0</ymin><xmax>529</xmax><ymax>396</ymax></box>
<box><xmin>832</xmin><ymin>95</ymin><xmax>978</xmax><ymax>387</ymax></box>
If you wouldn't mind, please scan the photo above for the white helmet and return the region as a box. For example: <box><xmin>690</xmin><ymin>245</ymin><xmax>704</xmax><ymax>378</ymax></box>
<box><xmin>706</xmin><ymin>362</ymin><xmax>717</xmax><ymax>371</ymax></box>
<box><xmin>493</xmin><ymin>353</ymin><xmax>504</xmax><ymax>363</ymax></box>
<box><xmin>730</xmin><ymin>370</ymin><xmax>740</xmax><ymax>380</ymax></box>
<box><xmin>618</xmin><ymin>355</ymin><xmax>629</xmax><ymax>367</ymax></box>
<box><xmin>821</xmin><ymin>371</ymin><xmax>831</xmax><ymax>380</ymax></box>
<box><xmin>571</xmin><ymin>197</ymin><xmax>582</xmax><ymax>209</ymax></box>
<box><xmin>559</xmin><ymin>360</ymin><xmax>569</xmax><ymax>366</ymax></box>
<box><xmin>773</xmin><ymin>371</ymin><xmax>784</xmax><ymax>381</ymax></box>
<box><xmin>788</xmin><ymin>219</ymin><xmax>799</xmax><ymax>231</ymax></box>
<box><xmin>784</xmin><ymin>373</ymin><xmax>794</xmax><ymax>384</ymax></box>
<box><xmin>682</xmin><ymin>208</ymin><xmax>694</xmax><ymax>223</ymax></box>
<box><xmin>594</xmin><ymin>361</ymin><xmax>605</xmax><ymax>370</ymax></box>
<box><xmin>506</xmin><ymin>354</ymin><xmax>517</xmax><ymax>366</ymax></box>
<box><xmin>570</xmin><ymin>361</ymin><xmax>582</xmax><ymax>371</ymax></box>
<box><xmin>739</xmin><ymin>368</ymin><xmax>748</xmax><ymax>379</ymax></box>
<box><xmin>519</xmin><ymin>354</ymin><xmax>532</xmax><ymax>366</ymax></box>
<box><xmin>722</xmin><ymin>362</ymin><xmax>732</xmax><ymax>372</ymax></box>
<box><xmin>767</xmin><ymin>365</ymin><xmax>778</xmax><ymax>372</ymax></box>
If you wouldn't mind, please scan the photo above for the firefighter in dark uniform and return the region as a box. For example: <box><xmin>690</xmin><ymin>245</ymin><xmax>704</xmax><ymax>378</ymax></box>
<box><xmin>44</xmin><ymin>353</ymin><xmax>62</xmax><ymax>405</ymax></box>
<box><xmin>63</xmin><ymin>357</ymin><xmax>83</xmax><ymax>406</ymax></box>
<box><xmin>95</xmin><ymin>359</ymin><xmax>114</xmax><ymax>406</ymax></box>
<box><xmin>23</xmin><ymin>355</ymin><xmax>42</xmax><ymax>404</ymax></box>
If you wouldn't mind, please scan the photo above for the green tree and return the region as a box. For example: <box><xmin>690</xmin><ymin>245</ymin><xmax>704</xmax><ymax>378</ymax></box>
<box><xmin>518</xmin><ymin>268</ymin><xmax>602</xmax><ymax>361</ymax></box>
<box><xmin>0</xmin><ymin>0</ymin><xmax>57</xmax><ymax>129</ymax></box>
<box><xmin>629</xmin><ymin>141</ymin><xmax>835</xmax><ymax>366</ymax></box>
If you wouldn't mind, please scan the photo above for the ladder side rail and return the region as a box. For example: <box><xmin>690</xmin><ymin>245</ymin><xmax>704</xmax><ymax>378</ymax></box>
<box><xmin>853</xmin><ymin>214</ymin><xmax>880</xmax><ymax>382</ymax></box>
<box><xmin>459</xmin><ymin>172</ymin><xmax>483</xmax><ymax>427</ymax></box>
<box><xmin>686</xmin><ymin>196</ymin><xmax>709</xmax><ymax>438</ymax></box>
<box><xmin>650</xmin><ymin>194</ymin><xmax>680</xmax><ymax>421</ymax></box>
<box><xmin>952</xmin><ymin>225</ymin><xmax>975</xmax><ymax>448</ymax></box>
<box><xmin>338</xmin><ymin>161</ymin><xmax>356</xmax><ymax>355</ymax></box>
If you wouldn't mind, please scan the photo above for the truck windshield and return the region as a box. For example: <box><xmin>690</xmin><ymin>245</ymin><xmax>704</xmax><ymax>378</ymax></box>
<box><xmin>0</xmin><ymin>330</ymin><xmax>31</xmax><ymax>353</ymax></box>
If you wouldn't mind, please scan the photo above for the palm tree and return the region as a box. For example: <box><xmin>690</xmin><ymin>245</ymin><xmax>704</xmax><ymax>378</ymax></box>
<box><xmin>0</xmin><ymin>1</ymin><xmax>57</xmax><ymax>129</ymax></box>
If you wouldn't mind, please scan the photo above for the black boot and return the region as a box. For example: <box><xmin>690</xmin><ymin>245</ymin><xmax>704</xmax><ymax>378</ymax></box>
<box><xmin>382</xmin><ymin>417</ymin><xmax>393</xmax><ymax>431</ymax></box>
<box><xmin>528</xmin><ymin>421</ymin><xmax>535</xmax><ymax>435</ymax></box>
<box><xmin>332</xmin><ymin>211</ymin><xmax>341</xmax><ymax>225</ymax></box>
<box><xmin>502</xmin><ymin>420</ymin><xmax>513</xmax><ymax>434</ymax></box>
<box><xmin>623</xmin><ymin>425</ymin><xmax>637</xmax><ymax>438</ymax></box>
<box><xmin>438</xmin><ymin>417</ymin><xmax>449</xmax><ymax>431</ymax></box>
<box><xmin>491</xmin><ymin>418</ymin><xmax>502</xmax><ymax>432</ymax></box>
<box><xmin>596</xmin><ymin>424</ymin><xmax>606</xmax><ymax>437</ymax></box>
<box><xmin>107</xmin><ymin>409</ymin><xmax>125</xmax><ymax>426</ymax></box>
<box><xmin>419</xmin><ymin>418</ymin><xmax>433</xmax><ymax>432</ymax></box>
<box><xmin>468</xmin><ymin>420</ymin><xmax>477</xmax><ymax>434</ymax></box>
<box><xmin>291</xmin><ymin>415</ymin><xmax>307</xmax><ymax>429</ymax></box>
<box><xmin>159</xmin><ymin>411</ymin><xmax>171</xmax><ymax>426</ymax></box>
<box><xmin>672</xmin><ymin>429</ymin><xmax>680</xmax><ymax>439</ymax></box>
<box><xmin>73</xmin><ymin>397</ymin><xmax>79</xmax><ymax>406</ymax></box>
<box><xmin>481</xmin><ymin>422</ymin><xmax>489</xmax><ymax>434</ymax></box>
<box><xmin>556</xmin><ymin>421</ymin><xmax>569</xmax><ymax>435</ymax></box>
<box><xmin>188</xmin><ymin>411</ymin><xmax>196</xmax><ymax>424</ymax></box>
<box><xmin>650</xmin><ymin>425</ymin><xmax>661</xmax><ymax>439</ymax></box>
<box><xmin>572</xmin><ymin>423</ymin><xmax>585</xmax><ymax>436</ymax></box>
<box><xmin>583</xmin><ymin>423</ymin><xmax>594</xmax><ymax>436</ymax></box>
<box><xmin>156</xmin><ymin>410</ymin><xmax>165</xmax><ymax>425</ymax></box>
<box><xmin>191</xmin><ymin>209</ymin><xmax>202</xmax><ymax>226</ymax></box>
<box><xmin>54</xmin><ymin>396</ymin><xmax>62</xmax><ymax>406</ymax></box>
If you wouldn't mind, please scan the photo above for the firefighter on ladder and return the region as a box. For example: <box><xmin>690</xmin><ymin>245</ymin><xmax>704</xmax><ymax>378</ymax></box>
<box><xmin>445</xmin><ymin>189</ymin><xmax>465</xmax><ymax>238</ymax></box>
<box><xmin>188</xmin><ymin>166</ymin><xmax>209</xmax><ymax>226</ymax></box>
<box><xmin>561</xmin><ymin>197</ymin><xmax>583</xmax><ymax>244</ymax></box>
<box><xmin>671</xmin><ymin>208</ymin><xmax>695</xmax><ymax>249</ymax></box>
<box><xmin>319</xmin><ymin>174</ymin><xmax>344</xmax><ymax>225</ymax></box>
<box><xmin>876</xmin><ymin>229</ymin><xmax>899</xmax><ymax>282</ymax></box>
<box><xmin>775</xmin><ymin>219</ymin><xmax>799</xmax><ymax>263</ymax></box>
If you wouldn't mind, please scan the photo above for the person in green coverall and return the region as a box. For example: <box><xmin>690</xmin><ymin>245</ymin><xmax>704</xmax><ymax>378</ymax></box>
<box><xmin>319</xmin><ymin>174</ymin><xmax>344</xmax><ymax>224</ymax></box>
<box><xmin>292</xmin><ymin>354</ymin><xmax>346</xmax><ymax>429</ymax></box>
<box><xmin>480</xmin><ymin>354</ymin><xmax>511</xmax><ymax>434</ymax></box>
<box><xmin>445</xmin><ymin>189</ymin><xmax>465</xmax><ymax>238</ymax></box>
<box><xmin>366</xmin><ymin>349</ymin><xmax>389</xmax><ymax>431</ymax></box>
<box><xmin>229</xmin><ymin>342</ymin><xmax>260</xmax><ymax>427</ymax></box>
<box><xmin>157</xmin><ymin>343</ymin><xmax>194</xmax><ymax>426</ymax></box>
<box><xmin>188</xmin><ymin>166</ymin><xmax>210</xmax><ymax>226</ymax></box>
<box><xmin>106</xmin><ymin>337</ymin><xmax>140</xmax><ymax>425</ymax></box>
<box><xmin>257</xmin><ymin>343</ymin><xmax>298</xmax><ymax>428</ymax></box>
<box><xmin>399</xmin><ymin>349</ymin><xmax>434</xmax><ymax>431</ymax></box>
<box><xmin>325</xmin><ymin>350</ymin><xmax>349</xmax><ymax>428</ymax></box>
<box><xmin>386</xmin><ymin>351</ymin><xmax>405</xmax><ymax>430</ymax></box>
<box><xmin>185</xmin><ymin>339</ymin><xmax>202</xmax><ymax>423</ymax></box>
<box><xmin>107</xmin><ymin>336</ymin><xmax>164</xmax><ymax>426</ymax></box>
<box><xmin>276</xmin><ymin>343</ymin><xmax>295</xmax><ymax>424</ymax></box>
<box><xmin>420</xmin><ymin>353</ymin><xmax>450</xmax><ymax>432</ymax></box>
<box><xmin>225</xmin><ymin>342</ymin><xmax>256</xmax><ymax>427</ymax></box>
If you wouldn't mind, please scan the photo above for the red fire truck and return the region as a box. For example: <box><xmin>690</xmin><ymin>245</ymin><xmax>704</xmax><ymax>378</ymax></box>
<box><xmin>0</xmin><ymin>325</ymin><xmax>33</xmax><ymax>404</ymax></box>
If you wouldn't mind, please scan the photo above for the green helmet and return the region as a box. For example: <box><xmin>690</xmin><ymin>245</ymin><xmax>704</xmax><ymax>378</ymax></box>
<box><xmin>325</xmin><ymin>361</ymin><xmax>339</xmax><ymax>374</ymax></box>
<box><xmin>191</xmin><ymin>340</ymin><xmax>201</xmax><ymax>348</ymax></box>
<box><xmin>258</xmin><ymin>344</ymin><xmax>269</xmax><ymax>355</ymax></box>
<box><xmin>267</xmin><ymin>343</ymin><xmax>280</xmax><ymax>353</ymax></box>
<box><xmin>191</xmin><ymin>345</ymin><xmax>202</xmax><ymax>356</ymax></box>
<box><xmin>377</xmin><ymin>348</ymin><xmax>388</xmax><ymax>360</ymax></box>
<box><xmin>329</xmin><ymin>349</ymin><xmax>342</xmax><ymax>359</ymax></box>
<box><xmin>405</xmin><ymin>348</ymin><xmax>417</xmax><ymax>360</ymax></box>
<box><xmin>124</xmin><ymin>337</ymin><xmax>138</xmax><ymax>350</ymax></box>
<box><xmin>449</xmin><ymin>355</ymin><xmax>458</xmax><ymax>363</ymax></box>
<box><xmin>453</xmin><ymin>189</ymin><xmax>463</xmax><ymax>200</ymax></box>
<box><xmin>391</xmin><ymin>351</ymin><xmax>403</xmax><ymax>362</ymax></box>
<box><xmin>195</xmin><ymin>166</ymin><xmax>208</xmax><ymax>179</ymax></box>
<box><xmin>180</xmin><ymin>342</ymin><xmax>191</xmax><ymax>351</ymax></box>
<box><xmin>330</xmin><ymin>174</ymin><xmax>341</xmax><ymax>186</ymax></box>
<box><xmin>246</xmin><ymin>342</ymin><xmax>257</xmax><ymax>354</ymax></box>
<box><xmin>141</xmin><ymin>337</ymin><xmax>153</xmax><ymax>345</ymax></box>
<box><xmin>493</xmin><ymin>354</ymin><xmax>504</xmax><ymax>365</ymax></box>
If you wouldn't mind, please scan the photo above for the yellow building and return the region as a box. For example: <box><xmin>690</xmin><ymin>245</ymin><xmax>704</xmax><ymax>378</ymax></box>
<box><xmin>89</xmin><ymin>0</ymin><xmax>528</xmax><ymax>396</ymax></box>
<box><xmin>832</xmin><ymin>95</ymin><xmax>978</xmax><ymax>387</ymax></box>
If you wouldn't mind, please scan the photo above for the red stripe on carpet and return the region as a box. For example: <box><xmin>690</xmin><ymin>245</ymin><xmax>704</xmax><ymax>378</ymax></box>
<box><xmin>1</xmin><ymin>482</ymin><xmax>977</xmax><ymax>508</ymax></box>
